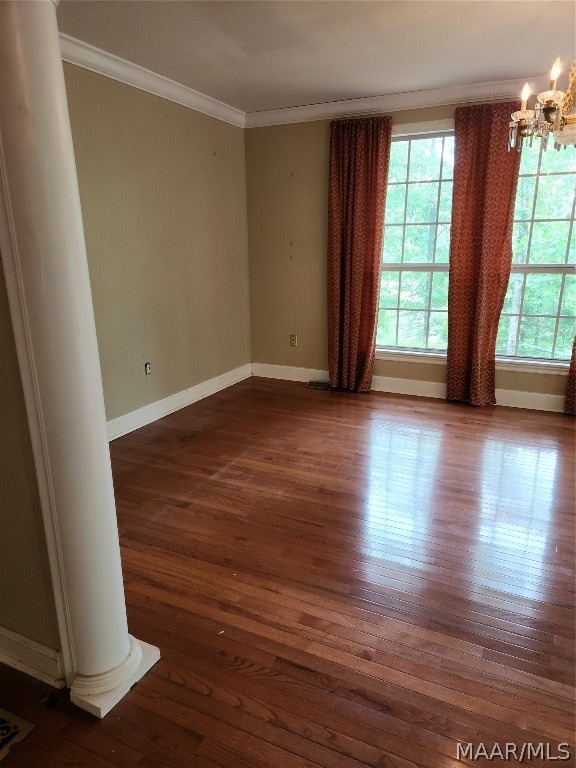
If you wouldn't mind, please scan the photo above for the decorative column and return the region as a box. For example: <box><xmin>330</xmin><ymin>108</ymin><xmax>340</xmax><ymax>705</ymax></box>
<box><xmin>0</xmin><ymin>0</ymin><xmax>159</xmax><ymax>717</ymax></box>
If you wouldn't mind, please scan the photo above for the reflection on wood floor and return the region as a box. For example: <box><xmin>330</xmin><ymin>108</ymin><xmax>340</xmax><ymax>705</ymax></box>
<box><xmin>1</xmin><ymin>377</ymin><xmax>574</xmax><ymax>766</ymax></box>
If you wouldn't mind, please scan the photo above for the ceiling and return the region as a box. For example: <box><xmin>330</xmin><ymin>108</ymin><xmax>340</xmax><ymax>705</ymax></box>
<box><xmin>57</xmin><ymin>1</ymin><xmax>575</xmax><ymax>116</ymax></box>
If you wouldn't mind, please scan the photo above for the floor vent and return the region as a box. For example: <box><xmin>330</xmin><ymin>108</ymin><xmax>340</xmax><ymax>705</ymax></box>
<box><xmin>307</xmin><ymin>381</ymin><xmax>332</xmax><ymax>390</ymax></box>
<box><xmin>0</xmin><ymin>708</ymin><xmax>34</xmax><ymax>762</ymax></box>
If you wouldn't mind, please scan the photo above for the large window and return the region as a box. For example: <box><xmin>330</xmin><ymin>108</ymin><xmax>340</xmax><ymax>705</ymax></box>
<box><xmin>377</xmin><ymin>134</ymin><xmax>454</xmax><ymax>351</ymax></box>
<box><xmin>376</xmin><ymin>133</ymin><xmax>576</xmax><ymax>361</ymax></box>
<box><xmin>496</xmin><ymin>147</ymin><xmax>575</xmax><ymax>360</ymax></box>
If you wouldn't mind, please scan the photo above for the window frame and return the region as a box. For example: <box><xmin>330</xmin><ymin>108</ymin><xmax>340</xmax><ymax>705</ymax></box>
<box><xmin>375</xmin><ymin>119</ymin><xmax>574</xmax><ymax>370</ymax></box>
<box><xmin>377</xmin><ymin>128</ymin><xmax>454</xmax><ymax>353</ymax></box>
<box><xmin>496</xmin><ymin>145</ymin><xmax>575</xmax><ymax>361</ymax></box>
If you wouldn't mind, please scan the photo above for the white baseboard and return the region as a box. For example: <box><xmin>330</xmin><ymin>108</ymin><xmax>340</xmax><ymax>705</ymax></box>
<box><xmin>105</xmin><ymin>363</ymin><xmax>565</xmax><ymax>441</ymax></box>
<box><xmin>251</xmin><ymin>363</ymin><xmax>329</xmax><ymax>383</ymax></box>
<box><xmin>372</xmin><ymin>374</ymin><xmax>446</xmax><ymax>399</ymax></box>
<box><xmin>251</xmin><ymin>364</ymin><xmax>446</xmax><ymax>399</ymax></box>
<box><xmin>495</xmin><ymin>389</ymin><xmax>564</xmax><ymax>412</ymax></box>
<box><xmin>106</xmin><ymin>364</ymin><xmax>252</xmax><ymax>440</ymax></box>
<box><xmin>250</xmin><ymin>364</ymin><xmax>565</xmax><ymax>412</ymax></box>
<box><xmin>0</xmin><ymin>625</ymin><xmax>65</xmax><ymax>688</ymax></box>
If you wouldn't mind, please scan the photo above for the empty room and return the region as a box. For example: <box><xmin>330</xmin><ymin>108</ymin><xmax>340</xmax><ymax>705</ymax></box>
<box><xmin>0</xmin><ymin>1</ymin><xmax>574</xmax><ymax>766</ymax></box>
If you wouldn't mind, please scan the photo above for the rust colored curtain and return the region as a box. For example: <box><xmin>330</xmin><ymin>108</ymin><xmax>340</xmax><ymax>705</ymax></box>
<box><xmin>447</xmin><ymin>102</ymin><xmax>521</xmax><ymax>406</ymax></box>
<box><xmin>327</xmin><ymin>116</ymin><xmax>392</xmax><ymax>392</ymax></box>
<box><xmin>565</xmin><ymin>337</ymin><xmax>576</xmax><ymax>415</ymax></box>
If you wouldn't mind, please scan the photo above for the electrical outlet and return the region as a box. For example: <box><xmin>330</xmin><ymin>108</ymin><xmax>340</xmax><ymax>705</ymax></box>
<box><xmin>289</xmin><ymin>334</ymin><xmax>298</xmax><ymax>347</ymax></box>
<box><xmin>144</xmin><ymin>362</ymin><xmax>151</xmax><ymax>375</ymax></box>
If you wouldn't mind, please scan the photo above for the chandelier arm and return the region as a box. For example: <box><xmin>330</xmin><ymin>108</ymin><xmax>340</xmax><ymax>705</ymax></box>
<box><xmin>509</xmin><ymin>57</ymin><xmax>576</xmax><ymax>152</ymax></box>
<box><xmin>561</xmin><ymin>59</ymin><xmax>576</xmax><ymax>117</ymax></box>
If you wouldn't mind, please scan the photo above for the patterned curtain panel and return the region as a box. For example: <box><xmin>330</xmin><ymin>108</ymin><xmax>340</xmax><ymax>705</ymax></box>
<box><xmin>327</xmin><ymin>116</ymin><xmax>392</xmax><ymax>392</ymax></box>
<box><xmin>565</xmin><ymin>337</ymin><xmax>576</xmax><ymax>415</ymax></box>
<box><xmin>447</xmin><ymin>102</ymin><xmax>521</xmax><ymax>406</ymax></box>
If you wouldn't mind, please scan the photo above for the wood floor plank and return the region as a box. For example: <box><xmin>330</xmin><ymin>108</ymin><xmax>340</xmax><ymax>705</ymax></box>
<box><xmin>128</xmin><ymin>610</ymin><xmax>566</xmax><ymax>767</ymax></box>
<box><xmin>124</xmin><ymin>576</ymin><xmax>574</xmax><ymax>741</ymax></box>
<box><xmin>120</xmin><ymin>547</ymin><xmax>574</xmax><ymax>713</ymax></box>
<box><xmin>1</xmin><ymin>379</ymin><xmax>573</xmax><ymax>767</ymax></box>
<box><xmin>124</xmin><ymin>541</ymin><xmax>576</xmax><ymax>691</ymax></box>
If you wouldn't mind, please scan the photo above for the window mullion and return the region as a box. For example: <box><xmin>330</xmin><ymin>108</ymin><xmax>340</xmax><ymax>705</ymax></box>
<box><xmin>565</xmin><ymin>183</ymin><xmax>576</xmax><ymax>264</ymax></box>
<box><xmin>511</xmin><ymin>263</ymin><xmax>573</xmax><ymax>274</ymax></box>
<box><xmin>512</xmin><ymin>273</ymin><xmax>528</xmax><ymax>356</ymax></box>
<box><xmin>424</xmin><ymin>138</ymin><xmax>445</xmax><ymax>347</ymax></box>
<box><xmin>395</xmin><ymin>140</ymin><xmax>412</xmax><ymax>347</ymax></box>
<box><xmin>400</xmin><ymin>141</ymin><xmax>411</xmax><ymax>265</ymax></box>
<box><xmin>551</xmin><ymin>274</ymin><xmax>565</xmax><ymax>358</ymax></box>
<box><xmin>523</xmin><ymin>145</ymin><xmax>542</xmax><ymax>267</ymax></box>
<box><xmin>395</xmin><ymin>273</ymin><xmax>401</xmax><ymax>346</ymax></box>
<box><xmin>382</xmin><ymin>263</ymin><xmax>449</xmax><ymax>272</ymax></box>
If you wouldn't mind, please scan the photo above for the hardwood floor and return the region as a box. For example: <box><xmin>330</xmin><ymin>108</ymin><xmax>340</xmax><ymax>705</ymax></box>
<box><xmin>2</xmin><ymin>377</ymin><xmax>574</xmax><ymax>767</ymax></box>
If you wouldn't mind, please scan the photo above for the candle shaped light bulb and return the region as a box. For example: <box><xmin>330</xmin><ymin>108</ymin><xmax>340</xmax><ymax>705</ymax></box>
<box><xmin>549</xmin><ymin>57</ymin><xmax>562</xmax><ymax>91</ymax></box>
<box><xmin>520</xmin><ymin>83</ymin><xmax>531</xmax><ymax>111</ymax></box>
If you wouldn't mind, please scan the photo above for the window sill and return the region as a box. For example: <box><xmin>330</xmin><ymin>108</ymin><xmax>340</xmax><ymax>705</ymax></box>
<box><xmin>375</xmin><ymin>348</ymin><xmax>569</xmax><ymax>374</ymax></box>
<box><xmin>494</xmin><ymin>357</ymin><xmax>569</xmax><ymax>375</ymax></box>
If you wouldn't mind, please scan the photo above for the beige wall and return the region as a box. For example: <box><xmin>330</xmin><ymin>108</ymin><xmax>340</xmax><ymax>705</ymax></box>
<box><xmin>246</xmin><ymin>106</ymin><xmax>568</xmax><ymax>397</ymax></box>
<box><xmin>0</xmin><ymin>266</ymin><xmax>59</xmax><ymax>648</ymax></box>
<box><xmin>64</xmin><ymin>64</ymin><xmax>252</xmax><ymax>421</ymax></box>
<box><xmin>247</xmin><ymin>120</ymin><xmax>330</xmax><ymax>369</ymax></box>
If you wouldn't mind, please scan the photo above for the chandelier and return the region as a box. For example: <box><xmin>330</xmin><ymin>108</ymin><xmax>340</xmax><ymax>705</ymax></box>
<box><xmin>509</xmin><ymin>57</ymin><xmax>576</xmax><ymax>151</ymax></box>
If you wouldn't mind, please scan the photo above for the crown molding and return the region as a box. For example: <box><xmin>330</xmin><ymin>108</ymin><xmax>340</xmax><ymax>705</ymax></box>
<box><xmin>392</xmin><ymin>118</ymin><xmax>455</xmax><ymax>136</ymax></box>
<box><xmin>245</xmin><ymin>76</ymin><xmax>550</xmax><ymax>128</ymax></box>
<box><xmin>58</xmin><ymin>35</ymin><xmax>550</xmax><ymax>131</ymax></box>
<box><xmin>59</xmin><ymin>34</ymin><xmax>246</xmax><ymax>128</ymax></box>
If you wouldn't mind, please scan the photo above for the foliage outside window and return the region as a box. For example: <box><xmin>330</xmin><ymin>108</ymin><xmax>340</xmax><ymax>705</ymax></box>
<box><xmin>377</xmin><ymin>134</ymin><xmax>453</xmax><ymax>351</ymax></box>
<box><xmin>496</xmin><ymin>146</ymin><xmax>575</xmax><ymax>360</ymax></box>
<box><xmin>376</xmin><ymin>134</ymin><xmax>576</xmax><ymax>361</ymax></box>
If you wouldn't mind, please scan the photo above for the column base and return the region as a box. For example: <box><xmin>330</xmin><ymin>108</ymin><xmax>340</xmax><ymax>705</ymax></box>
<box><xmin>70</xmin><ymin>638</ymin><xmax>160</xmax><ymax>718</ymax></box>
